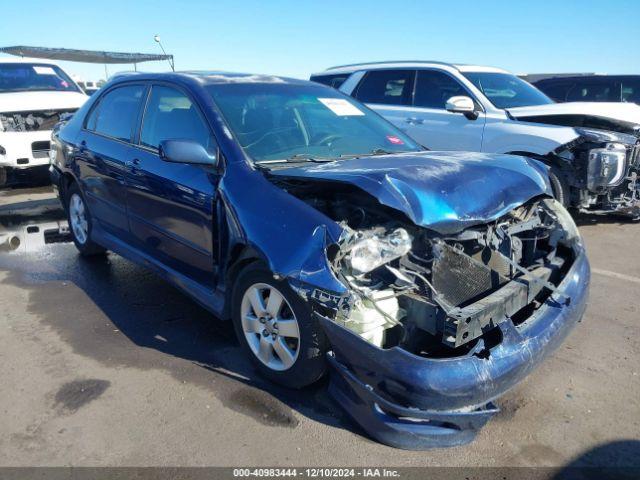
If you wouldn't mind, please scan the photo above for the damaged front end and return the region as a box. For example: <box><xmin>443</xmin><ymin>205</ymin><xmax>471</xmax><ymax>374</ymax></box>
<box><xmin>287</xmin><ymin>186</ymin><xmax>589</xmax><ymax>448</ymax></box>
<box><xmin>554</xmin><ymin>128</ymin><xmax>640</xmax><ymax>218</ymax></box>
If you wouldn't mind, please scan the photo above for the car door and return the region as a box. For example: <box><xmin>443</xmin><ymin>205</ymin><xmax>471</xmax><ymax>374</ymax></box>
<box><xmin>126</xmin><ymin>83</ymin><xmax>219</xmax><ymax>288</ymax></box>
<box><xmin>352</xmin><ymin>69</ymin><xmax>415</xmax><ymax>133</ymax></box>
<box><xmin>74</xmin><ymin>83</ymin><xmax>147</xmax><ymax>238</ymax></box>
<box><xmin>402</xmin><ymin>70</ymin><xmax>485</xmax><ymax>151</ymax></box>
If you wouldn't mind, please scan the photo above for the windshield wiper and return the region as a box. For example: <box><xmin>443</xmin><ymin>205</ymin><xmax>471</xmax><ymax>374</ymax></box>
<box><xmin>286</xmin><ymin>154</ymin><xmax>335</xmax><ymax>163</ymax></box>
<box><xmin>254</xmin><ymin>154</ymin><xmax>336</xmax><ymax>166</ymax></box>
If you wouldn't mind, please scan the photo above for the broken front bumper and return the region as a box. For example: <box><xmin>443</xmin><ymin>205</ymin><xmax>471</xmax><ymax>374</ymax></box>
<box><xmin>318</xmin><ymin>251</ymin><xmax>590</xmax><ymax>449</ymax></box>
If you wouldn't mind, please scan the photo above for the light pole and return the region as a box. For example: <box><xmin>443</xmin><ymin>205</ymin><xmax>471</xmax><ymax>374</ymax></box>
<box><xmin>154</xmin><ymin>35</ymin><xmax>175</xmax><ymax>72</ymax></box>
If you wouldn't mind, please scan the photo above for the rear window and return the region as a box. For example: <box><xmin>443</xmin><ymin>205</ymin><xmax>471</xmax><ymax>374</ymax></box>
<box><xmin>354</xmin><ymin>70</ymin><xmax>414</xmax><ymax>106</ymax></box>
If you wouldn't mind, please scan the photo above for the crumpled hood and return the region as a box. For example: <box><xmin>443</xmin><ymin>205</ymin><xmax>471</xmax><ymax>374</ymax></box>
<box><xmin>0</xmin><ymin>91</ymin><xmax>87</xmax><ymax>113</ymax></box>
<box><xmin>508</xmin><ymin>102</ymin><xmax>640</xmax><ymax>130</ymax></box>
<box><xmin>270</xmin><ymin>151</ymin><xmax>552</xmax><ymax>234</ymax></box>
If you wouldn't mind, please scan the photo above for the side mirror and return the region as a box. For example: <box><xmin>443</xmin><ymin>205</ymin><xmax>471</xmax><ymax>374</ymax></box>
<box><xmin>159</xmin><ymin>139</ymin><xmax>217</xmax><ymax>166</ymax></box>
<box><xmin>445</xmin><ymin>96</ymin><xmax>478</xmax><ymax>119</ymax></box>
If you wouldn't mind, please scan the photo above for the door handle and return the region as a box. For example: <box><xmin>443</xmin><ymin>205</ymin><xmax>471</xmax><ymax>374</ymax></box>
<box><xmin>405</xmin><ymin>117</ymin><xmax>424</xmax><ymax>125</ymax></box>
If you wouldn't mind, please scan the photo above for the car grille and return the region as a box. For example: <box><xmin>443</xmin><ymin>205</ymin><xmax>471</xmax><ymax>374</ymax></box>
<box><xmin>0</xmin><ymin>110</ymin><xmax>75</xmax><ymax>132</ymax></box>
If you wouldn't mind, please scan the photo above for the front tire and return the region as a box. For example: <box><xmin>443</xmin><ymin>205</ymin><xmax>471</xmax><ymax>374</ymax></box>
<box><xmin>66</xmin><ymin>183</ymin><xmax>106</xmax><ymax>256</ymax></box>
<box><xmin>548</xmin><ymin>165</ymin><xmax>571</xmax><ymax>208</ymax></box>
<box><xmin>232</xmin><ymin>263</ymin><xmax>328</xmax><ymax>388</ymax></box>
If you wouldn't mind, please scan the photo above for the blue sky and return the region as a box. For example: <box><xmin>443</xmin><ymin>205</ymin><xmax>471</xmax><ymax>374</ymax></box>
<box><xmin>2</xmin><ymin>0</ymin><xmax>638</xmax><ymax>82</ymax></box>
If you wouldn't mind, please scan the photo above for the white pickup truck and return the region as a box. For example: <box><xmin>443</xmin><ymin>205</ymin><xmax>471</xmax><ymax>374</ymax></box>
<box><xmin>311</xmin><ymin>61</ymin><xmax>640</xmax><ymax>217</ymax></box>
<box><xmin>0</xmin><ymin>58</ymin><xmax>87</xmax><ymax>186</ymax></box>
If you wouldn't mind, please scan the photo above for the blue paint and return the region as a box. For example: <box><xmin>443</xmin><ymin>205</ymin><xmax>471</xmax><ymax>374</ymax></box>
<box><xmin>50</xmin><ymin>71</ymin><xmax>588</xmax><ymax>450</ymax></box>
<box><xmin>271</xmin><ymin>151</ymin><xmax>552</xmax><ymax>234</ymax></box>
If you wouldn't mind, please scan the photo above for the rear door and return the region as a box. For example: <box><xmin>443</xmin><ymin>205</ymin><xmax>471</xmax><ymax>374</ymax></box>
<box><xmin>404</xmin><ymin>69</ymin><xmax>485</xmax><ymax>151</ymax></box>
<box><xmin>352</xmin><ymin>69</ymin><xmax>415</xmax><ymax>133</ymax></box>
<box><xmin>126</xmin><ymin>83</ymin><xmax>219</xmax><ymax>288</ymax></box>
<box><xmin>74</xmin><ymin>83</ymin><xmax>147</xmax><ymax>238</ymax></box>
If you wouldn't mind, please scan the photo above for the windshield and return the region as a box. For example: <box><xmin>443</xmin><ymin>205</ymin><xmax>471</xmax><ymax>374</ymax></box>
<box><xmin>0</xmin><ymin>63</ymin><xmax>81</xmax><ymax>94</ymax></box>
<box><xmin>463</xmin><ymin>72</ymin><xmax>553</xmax><ymax>109</ymax></box>
<box><xmin>207</xmin><ymin>83</ymin><xmax>421</xmax><ymax>162</ymax></box>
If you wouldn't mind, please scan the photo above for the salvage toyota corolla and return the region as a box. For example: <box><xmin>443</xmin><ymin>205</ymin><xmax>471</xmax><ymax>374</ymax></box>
<box><xmin>50</xmin><ymin>72</ymin><xmax>590</xmax><ymax>449</ymax></box>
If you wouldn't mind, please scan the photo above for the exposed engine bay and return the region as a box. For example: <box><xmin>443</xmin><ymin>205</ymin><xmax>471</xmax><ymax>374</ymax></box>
<box><xmin>552</xmin><ymin>128</ymin><xmax>640</xmax><ymax>215</ymax></box>
<box><xmin>0</xmin><ymin>110</ymin><xmax>76</xmax><ymax>132</ymax></box>
<box><xmin>273</xmin><ymin>178</ymin><xmax>578</xmax><ymax>357</ymax></box>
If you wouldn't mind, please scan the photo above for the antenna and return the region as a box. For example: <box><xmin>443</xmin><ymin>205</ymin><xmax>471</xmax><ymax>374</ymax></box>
<box><xmin>153</xmin><ymin>35</ymin><xmax>175</xmax><ymax>72</ymax></box>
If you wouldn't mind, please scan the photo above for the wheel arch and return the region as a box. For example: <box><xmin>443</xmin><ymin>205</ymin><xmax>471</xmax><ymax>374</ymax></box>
<box><xmin>221</xmin><ymin>244</ymin><xmax>268</xmax><ymax>320</ymax></box>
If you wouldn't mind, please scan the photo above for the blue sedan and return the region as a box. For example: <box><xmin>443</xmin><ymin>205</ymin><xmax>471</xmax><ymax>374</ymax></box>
<box><xmin>50</xmin><ymin>71</ymin><xmax>590</xmax><ymax>449</ymax></box>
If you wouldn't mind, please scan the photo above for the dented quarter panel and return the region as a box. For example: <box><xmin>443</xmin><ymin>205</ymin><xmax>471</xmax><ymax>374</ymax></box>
<box><xmin>270</xmin><ymin>151</ymin><xmax>553</xmax><ymax>234</ymax></box>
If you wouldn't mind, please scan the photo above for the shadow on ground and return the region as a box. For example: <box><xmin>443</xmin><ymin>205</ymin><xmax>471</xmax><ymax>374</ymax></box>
<box><xmin>552</xmin><ymin>439</ymin><xmax>640</xmax><ymax>479</ymax></box>
<box><xmin>0</xmin><ymin>185</ymin><xmax>362</xmax><ymax>440</ymax></box>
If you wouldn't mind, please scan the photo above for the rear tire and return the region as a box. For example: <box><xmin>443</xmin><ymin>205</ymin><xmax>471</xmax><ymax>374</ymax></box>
<box><xmin>66</xmin><ymin>183</ymin><xmax>106</xmax><ymax>256</ymax></box>
<box><xmin>231</xmin><ymin>262</ymin><xmax>328</xmax><ymax>388</ymax></box>
<box><xmin>548</xmin><ymin>165</ymin><xmax>571</xmax><ymax>208</ymax></box>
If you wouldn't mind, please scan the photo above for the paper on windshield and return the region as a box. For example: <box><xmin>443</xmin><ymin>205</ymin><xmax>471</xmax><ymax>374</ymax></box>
<box><xmin>318</xmin><ymin>98</ymin><xmax>364</xmax><ymax>116</ymax></box>
<box><xmin>33</xmin><ymin>66</ymin><xmax>57</xmax><ymax>75</ymax></box>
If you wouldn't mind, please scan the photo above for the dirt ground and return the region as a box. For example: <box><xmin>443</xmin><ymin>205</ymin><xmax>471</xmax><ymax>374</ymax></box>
<box><xmin>0</xmin><ymin>185</ymin><xmax>638</xmax><ymax>468</ymax></box>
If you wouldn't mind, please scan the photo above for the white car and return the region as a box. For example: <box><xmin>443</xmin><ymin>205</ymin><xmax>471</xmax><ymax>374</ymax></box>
<box><xmin>311</xmin><ymin>61</ymin><xmax>640</xmax><ymax>217</ymax></box>
<box><xmin>0</xmin><ymin>58</ymin><xmax>87</xmax><ymax>186</ymax></box>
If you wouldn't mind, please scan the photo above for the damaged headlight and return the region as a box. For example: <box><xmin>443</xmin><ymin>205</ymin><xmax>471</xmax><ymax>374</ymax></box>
<box><xmin>348</xmin><ymin>228</ymin><xmax>412</xmax><ymax>274</ymax></box>
<box><xmin>587</xmin><ymin>143</ymin><xmax>627</xmax><ymax>190</ymax></box>
<box><xmin>542</xmin><ymin>198</ymin><xmax>582</xmax><ymax>248</ymax></box>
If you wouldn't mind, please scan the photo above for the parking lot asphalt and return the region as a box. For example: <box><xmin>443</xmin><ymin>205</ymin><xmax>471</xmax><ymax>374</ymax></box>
<box><xmin>0</xmin><ymin>185</ymin><xmax>639</xmax><ymax>468</ymax></box>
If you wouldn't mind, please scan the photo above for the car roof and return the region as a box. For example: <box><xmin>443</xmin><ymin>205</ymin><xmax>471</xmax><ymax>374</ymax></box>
<box><xmin>109</xmin><ymin>70</ymin><xmax>315</xmax><ymax>88</ymax></box>
<box><xmin>312</xmin><ymin>61</ymin><xmax>509</xmax><ymax>76</ymax></box>
<box><xmin>535</xmin><ymin>74</ymin><xmax>640</xmax><ymax>83</ymax></box>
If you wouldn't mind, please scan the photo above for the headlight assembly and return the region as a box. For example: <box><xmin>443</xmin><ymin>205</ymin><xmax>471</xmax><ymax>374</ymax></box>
<box><xmin>587</xmin><ymin>143</ymin><xmax>627</xmax><ymax>190</ymax></box>
<box><xmin>348</xmin><ymin>228</ymin><xmax>412</xmax><ymax>275</ymax></box>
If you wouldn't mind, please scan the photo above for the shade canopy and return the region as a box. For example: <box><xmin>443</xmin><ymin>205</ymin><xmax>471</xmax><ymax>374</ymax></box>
<box><xmin>0</xmin><ymin>46</ymin><xmax>172</xmax><ymax>65</ymax></box>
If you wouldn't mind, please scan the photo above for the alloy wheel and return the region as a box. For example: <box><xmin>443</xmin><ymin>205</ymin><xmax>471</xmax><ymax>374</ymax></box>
<box><xmin>69</xmin><ymin>193</ymin><xmax>89</xmax><ymax>245</ymax></box>
<box><xmin>240</xmin><ymin>282</ymin><xmax>301</xmax><ymax>371</ymax></box>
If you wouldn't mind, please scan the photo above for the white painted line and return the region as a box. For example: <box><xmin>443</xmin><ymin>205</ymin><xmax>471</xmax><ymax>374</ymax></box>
<box><xmin>592</xmin><ymin>268</ymin><xmax>640</xmax><ymax>285</ymax></box>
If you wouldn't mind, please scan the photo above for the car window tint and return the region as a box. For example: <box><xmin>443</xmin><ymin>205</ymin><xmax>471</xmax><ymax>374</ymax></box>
<box><xmin>622</xmin><ymin>79</ymin><xmax>640</xmax><ymax>104</ymax></box>
<box><xmin>540</xmin><ymin>83</ymin><xmax>573</xmax><ymax>102</ymax></box>
<box><xmin>566</xmin><ymin>82</ymin><xmax>615</xmax><ymax>102</ymax></box>
<box><xmin>413</xmin><ymin>70</ymin><xmax>468</xmax><ymax>109</ymax></box>
<box><xmin>354</xmin><ymin>70</ymin><xmax>414</xmax><ymax>105</ymax></box>
<box><xmin>87</xmin><ymin>85</ymin><xmax>145</xmax><ymax>141</ymax></box>
<box><xmin>311</xmin><ymin>74</ymin><xmax>349</xmax><ymax>89</ymax></box>
<box><xmin>140</xmin><ymin>85</ymin><xmax>213</xmax><ymax>151</ymax></box>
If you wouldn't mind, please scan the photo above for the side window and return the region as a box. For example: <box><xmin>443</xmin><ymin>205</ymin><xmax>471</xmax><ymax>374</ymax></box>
<box><xmin>140</xmin><ymin>85</ymin><xmax>214</xmax><ymax>152</ymax></box>
<box><xmin>539</xmin><ymin>82</ymin><xmax>573</xmax><ymax>102</ymax></box>
<box><xmin>414</xmin><ymin>70</ymin><xmax>468</xmax><ymax>109</ymax></box>
<box><xmin>566</xmin><ymin>81</ymin><xmax>615</xmax><ymax>102</ymax></box>
<box><xmin>622</xmin><ymin>79</ymin><xmax>640</xmax><ymax>103</ymax></box>
<box><xmin>86</xmin><ymin>85</ymin><xmax>146</xmax><ymax>141</ymax></box>
<box><xmin>354</xmin><ymin>70</ymin><xmax>414</xmax><ymax>106</ymax></box>
<box><xmin>311</xmin><ymin>74</ymin><xmax>349</xmax><ymax>89</ymax></box>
